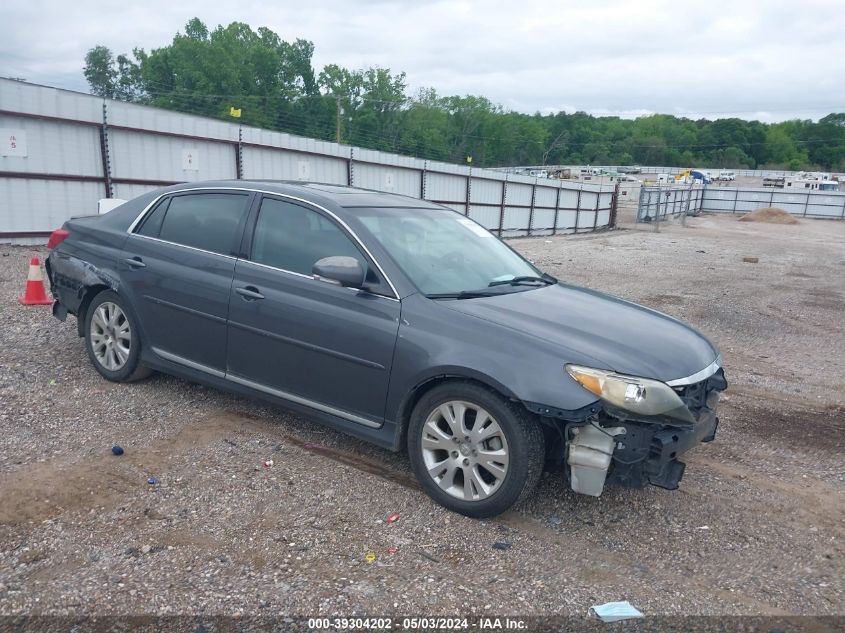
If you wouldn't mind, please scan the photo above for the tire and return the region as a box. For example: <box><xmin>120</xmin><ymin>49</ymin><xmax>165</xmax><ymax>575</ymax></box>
<box><xmin>408</xmin><ymin>382</ymin><xmax>544</xmax><ymax>518</ymax></box>
<box><xmin>84</xmin><ymin>290</ymin><xmax>152</xmax><ymax>383</ymax></box>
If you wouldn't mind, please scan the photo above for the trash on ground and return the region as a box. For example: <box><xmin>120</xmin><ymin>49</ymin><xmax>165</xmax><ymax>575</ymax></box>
<box><xmin>742</xmin><ymin>256</ymin><xmax>759</xmax><ymax>263</ymax></box>
<box><xmin>590</xmin><ymin>601</ymin><xmax>644</xmax><ymax>622</ymax></box>
<box><xmin>49</xmin><ymin>379</ymin><xmax>57</xmax><ymax>386</ymax></box>
<box><xmin>364</xmin><ymin>552</ymin><xmax>376</xmax><ymax>563</ymax></box>
<box><xmin>387</xmin><ymin>546</ymin><xmax>398</xmax><ymax>555</ymax></box>
<box><xmin>263</xmin><ymin>459</ymin><xmax>274</xmax><ymax>468</ymax></box>
<box><xmin>492</xmin><ymin>542</ymin><xmax>512</xmax><ymax>551</ymax></box>
<box><xmin>111</xmin><ymin>445</ymin><xmax>124</xmax><ymax>456</ymax></box>
<box><xmin>419</xmin><ymin>549</ymin><xmax>440</xmax><ymax>563</ymax></box>
<box><xmin>696</xmin><ymin>525</ymin><xmax>710</xmax><ymax>530</ymax></box>
<box><xmin>147</xmin><ymin>476</ymin><xmax>157</xmax><ymax>485</ymax></box>
<box><xmin>385</xmin><ymin>513</ymin><xmax>401</xmax><ymax>524</ymax></box>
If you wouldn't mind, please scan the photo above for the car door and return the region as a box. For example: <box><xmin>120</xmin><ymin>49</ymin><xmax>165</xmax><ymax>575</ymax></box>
<box><xmin>122</xmin><ymin>190</ymin><xmax>252</xmax><ymax>373</ymax></box>
<box><xmin>226</xmin><ymin>195</ymin><xmax>401</xmax><ymax>426</ymax></box>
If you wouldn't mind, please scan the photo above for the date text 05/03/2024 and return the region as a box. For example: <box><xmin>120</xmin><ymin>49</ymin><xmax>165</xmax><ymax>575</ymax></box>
<box><xmin>307</xmin><ymin>617</ymin><xmax>527</xmax><ymax>630</ymax></box>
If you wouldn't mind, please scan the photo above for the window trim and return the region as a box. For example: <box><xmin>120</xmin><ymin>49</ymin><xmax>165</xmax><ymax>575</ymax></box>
<box><xmin>129</xmin><ymin>233</ymin><xmax>239</xmax><ymax>260</ymax></box>
<box><xmin>134</xmin><ymin>196</ymin><xmax>171</xmax><ymax>238</ymax></box>
<box><xmin>133</xmin><ymin>190</ymin><xmax>251</xmax><ymax>258</ymax></box>
<box><xmin>246</xmin><ymin>193</ymin><xmax>393</xmax><ymax>299</ymax></box>
<box><xmin>127</xmin><ymin>187</ymin><xmax>400</xmax><ymax>300</ymax></box>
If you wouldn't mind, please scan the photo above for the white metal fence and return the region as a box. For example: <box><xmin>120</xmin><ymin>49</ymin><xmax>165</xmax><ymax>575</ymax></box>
<box><xmin>0</xmin><ymin>79</ymin><xmax>617</xmax><ymax>243</ymax></box>
<box><xmin>700</xmin><ymin>187</ymin><xmax>845</xmax><ymax>219</ymax></box>
<box><xmin>637</xmin><ymin>184</ymin><xmax>845</xmax><ymax>221</ymax></box>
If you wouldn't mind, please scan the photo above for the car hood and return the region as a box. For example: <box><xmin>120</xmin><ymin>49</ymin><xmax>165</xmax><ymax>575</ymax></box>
<box><xmin>439</xmin><ymin>283</ymin><xmax>718</xmax><ymax>384</ymax></box>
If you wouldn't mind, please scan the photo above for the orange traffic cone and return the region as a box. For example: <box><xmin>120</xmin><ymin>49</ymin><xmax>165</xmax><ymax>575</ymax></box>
<box><xmin>18</xmin><ymin>257</ymin><xmax>53</xmax><ymax>306</ymax></box>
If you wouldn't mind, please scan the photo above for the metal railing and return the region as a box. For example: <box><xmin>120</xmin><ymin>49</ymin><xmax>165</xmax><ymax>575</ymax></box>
<box><xmin>636</xmin><ymin>185</ymin><xmax>705</xmax><ymax>222</ymax></box>
<box><xmin>0</xmin><ymin>79</ymin><xmax>618</xmax><ymax>243</ymax></box>
<box><xmin>636</xmin><ymin>184</ymin><xmax>845</xmax><ymax>222</ymax></box>
<box><xmin>701</xmin><ymin>186</ymin><xmax>845</xmax><ymax>219</ymax></box>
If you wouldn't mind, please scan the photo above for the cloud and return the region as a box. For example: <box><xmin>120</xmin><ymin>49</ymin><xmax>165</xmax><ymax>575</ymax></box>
<box><xmin>1</xmin><ymin>0</ymin><xmax>843</xmax><ymax>122</ymax></box>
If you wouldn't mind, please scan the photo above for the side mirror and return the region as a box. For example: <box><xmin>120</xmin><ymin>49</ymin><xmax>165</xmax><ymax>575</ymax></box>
<box><xmin>312</xmin><ymin>256</ymin><xmax>366</xmax><ymax>289</ymax></box>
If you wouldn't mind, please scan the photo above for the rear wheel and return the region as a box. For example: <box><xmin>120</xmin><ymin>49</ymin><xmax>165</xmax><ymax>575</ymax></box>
<box><xmin>84</xmin><ymin>290</ymin><xmax>151</xmax><ymax>382</ymax></box>
<box><xmin>408</xmin><ymin>382</ymin><xmax>544</xmax><ymax>518</ymax></box>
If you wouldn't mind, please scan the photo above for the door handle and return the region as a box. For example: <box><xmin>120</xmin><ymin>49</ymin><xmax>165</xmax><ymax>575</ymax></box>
<box><xmin>125</xmin><ymin>257</ymin><xmax>146</xmax><ymax>269</ymax></box>
<box><xmin>235</xmin><ymin>286</ymin><xmax>265</xmax><ymax>301</ymax></box>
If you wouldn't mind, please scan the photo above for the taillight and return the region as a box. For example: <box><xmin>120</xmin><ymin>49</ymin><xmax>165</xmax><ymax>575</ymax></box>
<box><xmin>47</xmin><ymin>229</ymin><xmax>70</xmax><ymax>250</ymax></box>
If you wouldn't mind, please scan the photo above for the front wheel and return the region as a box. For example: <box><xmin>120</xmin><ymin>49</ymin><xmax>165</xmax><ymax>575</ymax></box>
<box><xmin>407</xmin><ymin>382</ymin><xmax>544</xmax><ymax>518</ymax></box>
<box><xmin>84</xmin><ymin>290</ymin><xmax>151</xmax><ymax>382</ymax></box>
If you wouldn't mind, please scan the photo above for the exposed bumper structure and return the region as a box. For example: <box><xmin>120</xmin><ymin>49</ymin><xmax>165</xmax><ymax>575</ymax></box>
<box><xmin>565</xmin><ymin>369</ymin><xmax>726</xmax><ymax>496</ymax></box>
<box><xmin>606</xmin><ymin>407</ymin><xmax>719</xmax><ymax>491</ymax></box>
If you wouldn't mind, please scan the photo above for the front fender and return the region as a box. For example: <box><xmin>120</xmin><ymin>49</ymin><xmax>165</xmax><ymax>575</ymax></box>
<box><xmin>386</xmin><ymin>294</ymin><xmax>602</xmax><ymax>425</ymax></box>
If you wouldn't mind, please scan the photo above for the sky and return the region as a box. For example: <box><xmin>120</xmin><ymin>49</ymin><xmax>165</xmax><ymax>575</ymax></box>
<box><xmin>1</xmin><ymin>0</ymin><xmax>843</xmax><ymax>122</ymax></box>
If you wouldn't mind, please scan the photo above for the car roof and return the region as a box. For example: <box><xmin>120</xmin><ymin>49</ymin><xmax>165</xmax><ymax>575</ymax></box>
<box><xmin>171</xmin><ymin>180</ymin><xmax>444</xmax><ymax>211</ymax></box>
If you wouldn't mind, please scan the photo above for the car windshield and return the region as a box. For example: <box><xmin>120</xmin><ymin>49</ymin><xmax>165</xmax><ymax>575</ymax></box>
<box><xmin>356</xmin><ymin>207</ymin><xmax>543</xmax><ymax>296</ymax></box>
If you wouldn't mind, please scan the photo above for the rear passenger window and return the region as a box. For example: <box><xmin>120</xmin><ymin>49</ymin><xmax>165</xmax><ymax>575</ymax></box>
<box><xmin>136</xmin><ymin>198</ymin><xmax>169</xmax><ymax>238</ymax></box>
<box><xmin>251</xmin><ymin>198</ymin><xmax>366</xmax><ymax>275</ymax></box>
<box><xmin>146</xmin><ymin>193</ymin><xmax>248</xmax><ymax>255</ymax></box>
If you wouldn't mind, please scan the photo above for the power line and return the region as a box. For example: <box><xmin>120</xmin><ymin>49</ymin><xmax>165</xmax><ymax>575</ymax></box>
<box><xmin>54</xmin><ymin>76</ymin><xmax>845</xmax><ymax>119</ymax></box>
<box><xmin>140</xmin><ymin>91</ymin><xmax>840</xmax><ymax>152</ymax></box>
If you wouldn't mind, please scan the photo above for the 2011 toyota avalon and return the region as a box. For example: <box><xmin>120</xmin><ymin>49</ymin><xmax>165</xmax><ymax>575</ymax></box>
<box><xmin>46</xmin><ymin>181</ymin><xmax>726</xmax><ymax>517</ymax></box>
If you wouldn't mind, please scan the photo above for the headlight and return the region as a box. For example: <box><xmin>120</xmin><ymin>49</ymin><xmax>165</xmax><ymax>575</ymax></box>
<box><xmin>565</xmin><ymin>364</ymin><xmax>694</xmax><ymax>424</ymax></box>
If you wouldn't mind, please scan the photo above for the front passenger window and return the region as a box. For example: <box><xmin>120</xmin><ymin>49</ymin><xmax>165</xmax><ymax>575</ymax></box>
<box><xmin>251</xmin><ymin>198</ymin><xmax>366</xmax><ymax>275</ymax></box>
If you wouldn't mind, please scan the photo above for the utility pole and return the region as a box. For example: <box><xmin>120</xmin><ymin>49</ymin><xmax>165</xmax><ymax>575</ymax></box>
<box><xmin>335</xmin><ymin>96</ymin><xmax>342</xmax><ymax>144</ymax></box>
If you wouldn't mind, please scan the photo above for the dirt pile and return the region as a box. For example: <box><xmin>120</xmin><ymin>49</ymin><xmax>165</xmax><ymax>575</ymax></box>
<box><xmin>739</xmin><ymin>207</ymin><xmax>799</xmax><ymax>224</ymax></box>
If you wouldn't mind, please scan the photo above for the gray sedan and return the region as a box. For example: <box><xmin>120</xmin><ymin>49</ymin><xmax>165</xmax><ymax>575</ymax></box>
<box><xmin>46</xmin><ymin>181</ymin><xmax>726</xmax><ymax>517</ymax></box>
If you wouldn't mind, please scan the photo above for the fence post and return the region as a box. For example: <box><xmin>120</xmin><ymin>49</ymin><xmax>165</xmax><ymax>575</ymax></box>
<box><xmin>235</xmin><ymin>124</ymin><xmax>243</xmax><ymax>180</ymax></box>
<box><xmin>769</xmin><ymin>187</ymin><xmax>774</xmax><ymax>208</ymax></box>
<box><xmin>552</xmin><ymin>184</ymin><xmax>561</xmax><ymax>236</ymax></box>
<box><xmin>99</xmin><ymin>101</ymin><xmax>113</xmax><ymax>198</ymax></box>
<box><xmin>609</xmin><ymin>182</ymin><xmax>620</xmax><ymax>228</ymax></box>
<box><xmin>841</xmin><ymin>194</ymin><xmax>845</xmax><ymax>219</ymax></box>
<box><xmin>498</xmin><ymin>177</ymin><xmax>507</xmax><ymax>237</ymax></box>
<box><xmin>593</xmin><ymin>184</ymin><xmax>600</xmax><ymax>230</ymax></box>
<box><xmin>637</xmin><ymin>184</ymin><xmax>645</xmax><ymax>222</ymax></box>
<box><xmin>574</xmin><ymin>185</ymin><xmax>582</xmax><ymax>233</ymax></box>
<box><xmin>732</xmin><ymin>188</ymin><xmax>738</xmax><ymax>214</ymax></box>
<box><xmin>654</xmin><ymin>184</ymin><xmax>661</xmax><ymax>233</ymax></box>
<box><xmin>465</xmin><ymin>167</ymin><xmax>472</xmax><ymax>216</ymax></box>
<box><xmin>803</xmin><ymin>191</ymin><xmax>810</xmax><ymax>217</ymax></box>
<box><xmin>420</xmin><ymin>160</ymin><xmax>427</xmax><ymax>199</ymax></box>
<box><xmin>528</xmin><ymin>179</ymin><xmax>537</xmax><ymax>236</ymax></box>
<box><xmin>347</xmin><ymin>148</ymin><xmax>354</xmax><ymax>186</ymax></box>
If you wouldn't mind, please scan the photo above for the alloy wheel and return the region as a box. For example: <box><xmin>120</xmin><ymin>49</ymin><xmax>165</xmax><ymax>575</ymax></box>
<box><xmin>420</xmin><ymin>400</ymin><xmax>510</xmax><ymax>501</ymax></box>
<box><xmin>90</xmin><ymin>301</ymin><xmax>132</xmax><ymax>371</ymax></box>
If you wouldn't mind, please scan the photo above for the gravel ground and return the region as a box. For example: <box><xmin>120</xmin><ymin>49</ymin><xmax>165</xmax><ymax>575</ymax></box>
<box><xmin>0</xmin><ymin>214</ymin><xmax>843</xmax><ymax>622</ymax></box>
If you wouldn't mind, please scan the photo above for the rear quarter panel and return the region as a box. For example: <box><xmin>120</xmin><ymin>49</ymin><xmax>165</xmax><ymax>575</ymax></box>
<box><xmin>48</xmin><ymin>192</ymin><xmax>157</xmax><ymax>315</ymax></box>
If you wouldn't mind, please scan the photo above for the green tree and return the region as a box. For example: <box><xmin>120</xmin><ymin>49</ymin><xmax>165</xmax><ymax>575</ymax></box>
<box><xmin>83</xmin><ymin>46</ymin><xmax>118</xmax><ymax>98</ymax></box>
<box><xmin>84</xmin><ymin>45</ymin><xmax>144</xmax><ymax>100</ymax></box>
<box><xmin>81</xmin><ymin>18</ymin><xmax>845</xmax><ymax>171</ymax></box>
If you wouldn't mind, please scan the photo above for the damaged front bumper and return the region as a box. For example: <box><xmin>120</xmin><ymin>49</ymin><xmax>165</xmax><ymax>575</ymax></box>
<box><xmin>607</xmin><ymin>407</ymin><xmax>718</xmax><ymax>490</ymax></box>
<box><xmin>563</xmin><ymin>368</ymin><xmax>726</xmax><ymax>496</ymax></box>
